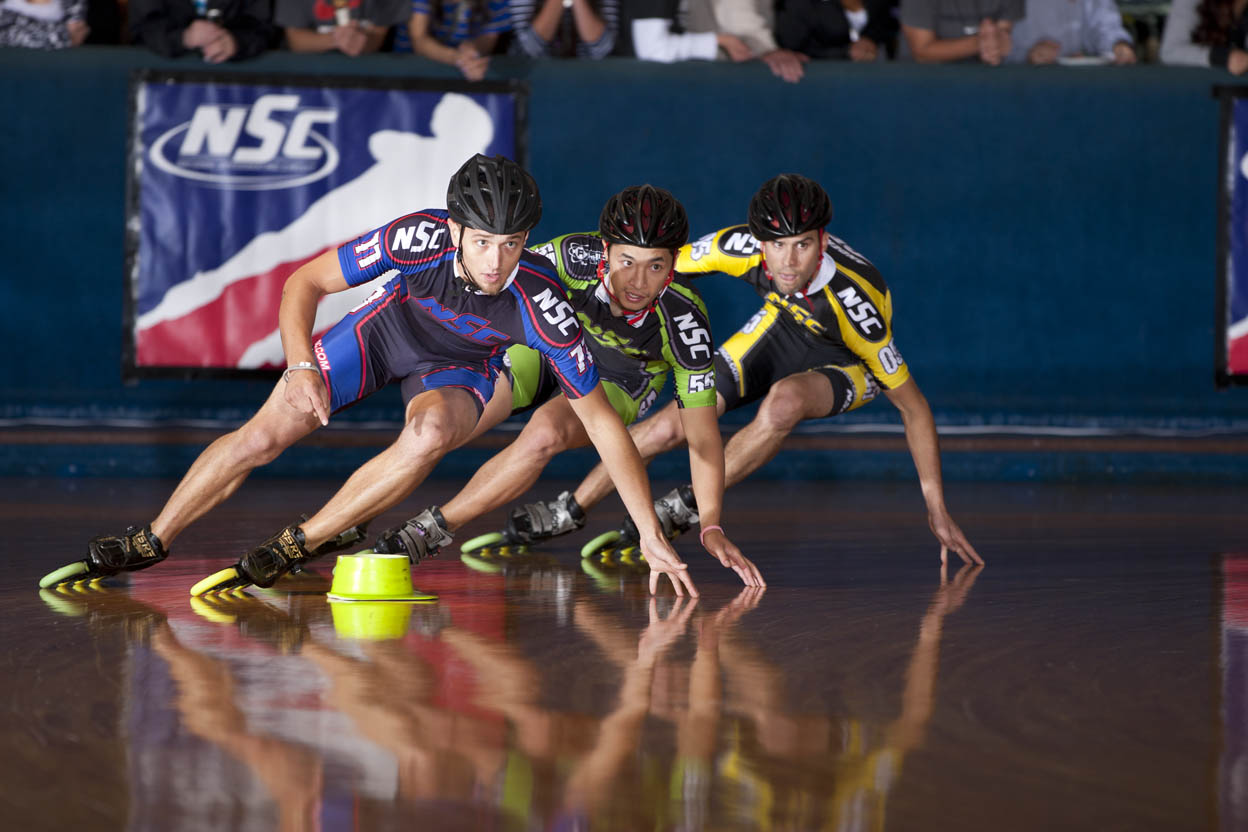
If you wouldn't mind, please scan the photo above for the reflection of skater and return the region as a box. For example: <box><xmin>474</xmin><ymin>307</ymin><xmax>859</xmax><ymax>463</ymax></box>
<box><xmin>151</xmin><ymin>625</ymin><xmax>324</xmax><ymax>832</ymax></box>
<box><xmin>47</xmin><ymin>154</ymin><xmax>690</xmax><ymax>596</ymax></box>
<box><xmin>562</xmin><ymin>596</ymin><xmax>700</xmax><ymax>818</ymax></box>
<box><xmin>445</xmin><ymin>593</ymin><xmax>703</xmax><ymax>825</ymax></box>
<box><xmin>301</xmin><ymin>638</ymin><xmax>509</xmax><ymax>802</ymax></box>
<box><xmin>711</xmin><ymin>566</ymin><xmax>983</xmax><ymax>830</ymax></box>
<box><xmin>38</xmin><ymin>586</ymin><xmax>326</xmax><ymax>831</ymax></box>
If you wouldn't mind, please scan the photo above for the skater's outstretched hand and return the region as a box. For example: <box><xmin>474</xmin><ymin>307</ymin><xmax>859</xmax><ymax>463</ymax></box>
<box><xmin>700</xmin><ymin>528</ymin><xmax>765</xmax><ymax>587</ymax></box>
<box><xmin>284</xmin><ymin>370</ymin><xmax>331</xmax><ymax>427</ymax></box>
<box><xmin>928</xmin><ymin>506</ymin><xmax>982</xmax><ymax>568</ymax></box>
<box><xmin>640</xmin><ymin>533</ymin><xmax>699</xmax><ymax>597</ymax></box>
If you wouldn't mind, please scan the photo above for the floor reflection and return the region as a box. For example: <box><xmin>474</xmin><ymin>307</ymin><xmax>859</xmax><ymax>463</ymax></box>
<box><xmin>37</xmin><ymin>554</ymin><xmax>983</xmax><ymax>831</ymax></box>
<box><xmin>1222</xmin><ymin>553</ymin><xmax>1248</xmax><ymax>832</ymax></box>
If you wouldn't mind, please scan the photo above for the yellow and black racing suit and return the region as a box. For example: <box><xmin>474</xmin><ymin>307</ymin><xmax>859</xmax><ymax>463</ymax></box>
<box><xmin>678</xmin><ymin>225</ymin><xmax>910</xmax><ymax>416</ymax></box>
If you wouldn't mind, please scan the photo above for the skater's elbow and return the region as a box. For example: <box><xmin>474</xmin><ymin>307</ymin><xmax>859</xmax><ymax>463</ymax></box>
<box><xmin>288</xmin><ymin>249</ymin><xmax>350</xmax><ymax>298</ymax></box>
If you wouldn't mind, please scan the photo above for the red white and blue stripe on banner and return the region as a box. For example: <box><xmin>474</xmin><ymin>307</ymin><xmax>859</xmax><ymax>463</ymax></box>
<box><xmin>1226</xmin><ymin>97</ymin><xmax>1248</xmax><ymax>382</ymax></box>
<box><xmin>126</xmin><ymin>71</ymin><xmax>522</xmax><ymax>375</ymax></box>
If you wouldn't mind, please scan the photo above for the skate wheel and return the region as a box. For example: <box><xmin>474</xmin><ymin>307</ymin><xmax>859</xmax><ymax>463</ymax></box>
<box><xmin>581</xmin><ymin>531</ymin><xmax>621</xmax><ymax>559</ymax></box>
<box><xmin>189</xmin><ymin>595</ymin><xmax>237</xmax><ymax>624</ymax></box>
<box><xmin>461</xmin><ymin>552</ymin><xmax>503</xmax><ymax>574</ymax></box>
<box><xmin>190</xmin><ymin>567</ymin><xmax>243</xmax><ymax>597</ymax></box>
<box><xmin>580</xmin><ymin>557</ymin><xmax>614</xmax><ymax>587</ymax></box>
<box><xmin>40</xmin><ymin>588</ymin><xmax>86</xmax><ymax>616</ymax></box>
<box><xmin>39</xmin><ymin>561</ymin><xmax>89</xmax><ymax>589</ymax></box>
<box><xmin>461</xmin><ymin>532</ymin><xmax>505</xmax><ymax>553</ymax></box>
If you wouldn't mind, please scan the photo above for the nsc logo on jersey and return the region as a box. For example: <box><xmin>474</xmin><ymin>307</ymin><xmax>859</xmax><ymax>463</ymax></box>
<box><xmin>126</xmin><ymin>72</ymin><xmax>523</xmax><ymax>377</ymax></box>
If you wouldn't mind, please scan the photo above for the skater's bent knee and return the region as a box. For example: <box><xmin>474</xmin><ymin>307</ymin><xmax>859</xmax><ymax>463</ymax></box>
<box><xmin>396</xmin><ymin>413</ymin><xmax>461</xmax><ymax>460</ymax></box>
<box><xmin>637</xmin><ymin>414</ymin><xmax>686</xmax><ymax>454</ymax></box>
<box><xmin>234</xmin><ymin>424</ymin><xmax>293</xmax><ymax>465</ymax></box>
<box><xmin>757</xmin><ymin>385</ymin><xmax>806</xmax><ymax>433</ymax></box>
<box><xmin>516</xmin><ymin>422</ymin><xmax>570</xmax><ymax>461</ymax></box>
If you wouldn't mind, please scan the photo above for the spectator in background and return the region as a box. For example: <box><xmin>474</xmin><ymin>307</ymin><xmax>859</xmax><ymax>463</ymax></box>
<box><xmin>131</xmin><ymin>0</ymin><xmax>275</xmax><ymax>60</ymax></box>
<box><xmin>775</xmin><ymin>0</ymin><xmax>898</xmax><ymax>61</ymax></box>
<box><xmin>1</xmin><ymin>0</ymin><xmax>89</xmax><ymax>48</ymax></box>
<box><xmin>85</xmin><ymin>0</ymin><xmax>123</xmax><ymax>42</ymax></box>
<box><xmin>615</xmin><ymin>0</ymin><xmax>754</xmax><ymax>62</ymax></box>
<box><xmin>278</xmin><ymin>0</ymin><xmax>407</xmax><ymax>56</ymax></box>
<box><xmin>685</xmin><ymin>0</ymin><xmax>811</xmax><ymax>81</ymax></box>
<box><xmin>509</xmin><ymin>0</ymin><xmax>617</xmax><ymax>58</ymax></box>
<box><xmin>1161</xmin><ymin>0</ymin><xmax>1248</xmax><ymax>72</ymax></box>
<box><xmin>900</xmin><ymin>0</ymin><xmax>1023</xmax><ymax>63</ymax></box>
<box><xmin>1007</xmin><ymin>0</ymin><xmax>1135</xmax><ymax>63</ymax></box>
<box><xmin>394</xmin><ymin>0</ymin><xmax>510</xmax><ymax>80</ymax></box>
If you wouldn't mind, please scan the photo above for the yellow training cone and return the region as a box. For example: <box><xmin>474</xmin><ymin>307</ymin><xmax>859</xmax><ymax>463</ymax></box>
<box><xmin>327</xmin><ymin>551</ymin><xmax>438</xmax><ymax>602</ymax></box>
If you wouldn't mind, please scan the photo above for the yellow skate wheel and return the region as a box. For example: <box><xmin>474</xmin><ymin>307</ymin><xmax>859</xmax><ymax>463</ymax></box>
<box><xmin>190</xmin><ymin>566</ymin><xmax>244</xmax><ymax>597</ymax></box>
<box><xmin>461</xmin><ymin>532</ymin><xmax>505</xmax><ymax>554</ymax></box>
<box><xmin>581</xmin><ymin>531</ymin><xmax>620</xmax><ymax>560</ymax></box>
<box><xmin>38</xmin><ymin>561</ymin><xmax>89</xmax><ymax>589</ymax></box>
<box><xmin>189</xmin><ymin>595</ymin><xmax>237</xmax><ymax>624</ymax></box>
<box><xmin>580</xmin><ymin>557</ymin><xmax>616</xmax><ymax>591</ymax></box>
<box><xmin>39</xmin><ymin>588</ymin><xmax>86</xmax><ymax>616</ymax></box>
<box><xmin>461</xmin><ymin>552</ymin><xmax>504</xmax><ymax>574</ymax></box>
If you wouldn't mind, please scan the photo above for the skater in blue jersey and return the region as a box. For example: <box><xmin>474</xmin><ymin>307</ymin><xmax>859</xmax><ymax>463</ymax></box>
<box><xmin>43</xmin><ymin>154</ymin><xmax>697</xmax><ymax>597</ymax></box>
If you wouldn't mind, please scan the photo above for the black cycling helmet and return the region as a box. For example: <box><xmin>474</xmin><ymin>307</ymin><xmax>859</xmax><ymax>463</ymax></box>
<box><xmin>446</xmin><ymin>153</ymin><xmax>542</xmax><ymax>235</ymax></box>
<box><xmin>747</xmin><ymin>174</ymin><xmax>832</xmax><ymax>241</ymax></box>
<box><xmin>598</xmin><ymin>185</ymin><xmax>689</xmax><ymax>250</ymax></box>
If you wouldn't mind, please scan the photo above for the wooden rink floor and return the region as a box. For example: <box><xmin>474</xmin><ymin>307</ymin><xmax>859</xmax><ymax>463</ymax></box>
<box><xmin>2</xmin><ymin>475</ymin><xmax>1245</xmax><ymax>831</ymax></box>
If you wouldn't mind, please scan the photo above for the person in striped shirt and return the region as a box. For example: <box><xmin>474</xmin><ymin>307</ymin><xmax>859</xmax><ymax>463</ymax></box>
<box><xmin>508</xmin><ymin>0</ymin><xmax>619</xmax><ymax>58</ymax></box>
<box><xmin>395</xmin><ymin>0</ymin><xmax>511</xmax><ymax>79</ymax></box>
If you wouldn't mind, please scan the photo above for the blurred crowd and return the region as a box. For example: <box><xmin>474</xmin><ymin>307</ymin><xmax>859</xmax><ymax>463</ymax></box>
<box><xmin>2</xmin><ymin>0</ymin><xmax>1245</xmax><ymax>82</ymax></box>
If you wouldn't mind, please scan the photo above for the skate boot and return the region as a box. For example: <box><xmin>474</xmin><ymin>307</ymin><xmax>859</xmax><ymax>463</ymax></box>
<box><xmin>460</xmin><ymin>491</ymin><xmax>586</xmax><ymax>554</ymax></box>
<box><xmin>579</xmin><ymin>485</ymin><xmax>699</xmax><ymax>560</ymax></box>
<box><xmin>190</xmin><ymin>524</ymin><xmax>314</xmax><ymax>596</ymax></box>
<box><xmin>274</xmin><ymin>521</ymin><xmax>370</xmax><ymax>585</ymax></box>
<box><xmin>40</xmin><ymin>525</ymin><xmax>169</xmax><ymax>588</ymax></box>
<box><xmin>373</xmin><ymin>507</ymin><xmax>454</xmax><ymax>564</ymax></box>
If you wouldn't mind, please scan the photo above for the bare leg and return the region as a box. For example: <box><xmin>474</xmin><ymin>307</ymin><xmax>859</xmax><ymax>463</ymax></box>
<box><xmin>150</xmin><ymin>381</ymin><xmax>322</xmax><ymax>546</ymax></box>
<box><xmin>720</xmin><ymin>372</ymin><xmax>835</xmax><ymax>487</ymax></box>
<box><xmin>570</xmin><ymin>394</ymin><xmax>727</xmax><ymax>510</ymax></box>
<box><xmin>439</xmin><ymin>395</ymin><xmax>589</xmax><ymax>531</ymax></box>
<box><xmin>299</xmin><ymin>388</ymin><xmax>480</xmax><ymax>548</ymax></box>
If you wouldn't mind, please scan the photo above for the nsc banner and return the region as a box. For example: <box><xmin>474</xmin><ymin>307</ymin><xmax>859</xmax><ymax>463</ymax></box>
<box><xmin>1218</xmin><ymin>87</ymin><xmax>1248</xmax><ymax>387</ymax></box>
<box><xmin>125</xmin><ymin>70</ymin><xmax>526</xmax><ymax>378</ymax></box>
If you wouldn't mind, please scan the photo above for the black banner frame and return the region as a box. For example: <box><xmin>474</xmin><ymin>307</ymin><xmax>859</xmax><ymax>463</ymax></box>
<box><xmin>1214</xmin><ymin>84</ymin><xmax>1248</xmax><ymax>388</ymax></box>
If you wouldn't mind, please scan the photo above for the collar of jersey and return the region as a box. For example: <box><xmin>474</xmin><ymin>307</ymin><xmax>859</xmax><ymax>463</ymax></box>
<box><xmin>594</xmin><ymin>282</ymin><xmax>651</xmax><ymax>327</ymax></box>
<box><xmin>782</xmin><ymin>252</ymin><xmax>836</xmax><ymax>298</ymax></box>
<box><xmin>455</xmin><ymin>260</ymin><xmax>519</xmax><ymax>295</ymax></box>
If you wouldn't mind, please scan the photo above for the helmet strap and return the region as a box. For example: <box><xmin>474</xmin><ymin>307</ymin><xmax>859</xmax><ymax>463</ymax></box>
<box><xmin>455</xmin><ymin>225</ymin><xmax>487</xmax><ymax>293</ymax></box>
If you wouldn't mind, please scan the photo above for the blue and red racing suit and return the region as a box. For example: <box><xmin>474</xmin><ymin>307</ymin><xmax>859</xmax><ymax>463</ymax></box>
<box><xmin>315</xmin><ymin>209</ymin><xmax>597</xmax><ymax>417</ymax></box>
